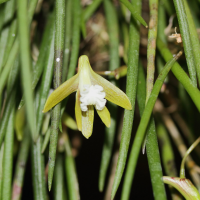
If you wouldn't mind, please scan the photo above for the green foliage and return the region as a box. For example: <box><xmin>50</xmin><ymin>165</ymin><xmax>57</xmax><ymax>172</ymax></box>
<box><xmin>1</xmin><ymin>0</ymin><xmax>200</xmax><ymax>199</ymax></box>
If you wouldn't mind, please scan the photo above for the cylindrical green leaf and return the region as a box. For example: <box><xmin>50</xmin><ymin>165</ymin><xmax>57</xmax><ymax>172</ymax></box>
<box><xmin>0</xmin><ymin>144</ymin><xmax>4</xmax><ymax>200</ymax></box>
<box><xmin>65</xmin><ymin>133</ymin><xmax>80</xmax><ymax>200</ymax></box>
<box><xmin>17</xmin><ymin>0</ymin><xmax>36</xmax><ymax>141</ymax></box>
<box><xmin>146</xmin><ymin>0</ymin><xmax>158</xmax><ymax>101</ymax></box>
<box><xmin>31</xmin><ymin>136</ymin><xmax>47</xmax><ymax>200</ymax></box>
<box><xmin>83</xmin><ymin>0</ymin><xmax>103</xmax><ymax>21</ymax></box>
<box><xmin>111</xmin><ymin>0</ymin><xmax>141</xmax><ymax>198</ymax></box>
<box><xmin>2</xmin><ymin>107</ymin><xmax>15</xmax><ymax>200</ymax></box>
<box><xmin>121</xmin><ymin>51</ymin><xmax>182</xmax><ymax>200</ymax></box>
<box><xmin>48</xmin><ymin>0</ymin><xmax>65</xmax><ymax>191</ymax></box>
<box><xmin>0</xmin><ymin>91</ymin><xmax>16</xmax><ymax>147</ymax></box>
<box><xmin>61</xmin><ymin>0</ymin><xmax>81</xmax><ymax>116</ymax></box>
<box><xmin>183</xmin><ymin>0</ymin><xmax>200</xmax><ymax>85</ymax></box>
<box><xmin>157</xmin><ymin>38</ymin><xmax>200</xmax><ymax>112</ymax></box>
<box><xmin>119</xmin><ymin>0</ymin><xmax>147</xmax><ymax>27</ymax></box>
<box><xmin>173</xmin><ymin>0</ymin><xmax>197</xmax><ymax>86</ymax></box>
<box><xmin>99</xmin><ymin>0</ymin><xmax>119</xmax><ymax>191</ymax></box>
<box><xmin>1</xmin><ymin>19</ymin><xmax>17</xmax><ymax>71</ymax></box>
<box><xmin>36</xmin><ymin>15</ymin><xmax>55</xmax><ymax>135</ymax></box>
<box><xmin>53</xmin><ymin>154</ymin><xmax>65</xmax><ymax>200</ymax></box>
<box><xmin>62</xmin><ymin>0</ymin><xmax>73</xmax><ymax>82</ymax></box>
<box><xmin>12</xmin><ymin>127</ymin><xmax>31</xmax><ymax>200</ymax></box>
<box><xmin>157</xmin><ymin>123</ymin><xmax>178</xmax><ymax>177</ymax></box>
<box><xmin>41</xmin><ymin>128</ymin><xmax>51</xmax><ymax>153</ymax></box>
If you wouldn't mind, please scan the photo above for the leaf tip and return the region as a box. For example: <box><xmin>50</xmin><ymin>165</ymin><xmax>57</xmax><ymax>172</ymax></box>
<box><xmin>48</xmin><ymin>184</ymin><xmax>51</xmax><ymax>191</ymax></box>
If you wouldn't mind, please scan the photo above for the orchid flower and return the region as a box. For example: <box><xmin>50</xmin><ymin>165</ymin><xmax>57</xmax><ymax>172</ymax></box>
<box><xmin>163</xmin><ymin>177</ymin><xmax>200</xmax><ymax>200</ymax></box>
<box><xmin>43</xmin><ymin>55</ymin><xmax>132</xmax><ymax>138</ymax></box>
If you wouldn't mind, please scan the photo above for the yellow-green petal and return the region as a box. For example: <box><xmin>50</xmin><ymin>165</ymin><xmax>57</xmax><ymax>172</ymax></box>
<box><xmin>82</xmin><ymin>105</ymin><xmax>94</xmax><ymax>139</ymax></box>
<box><xmin>43</xmin><ymin>74</ymin><xmax>79</xmax><ymax>112</ymax></box>
<box><xmin>96</xmin><ymin>107</ymin><xmax>111</xmax><ymax>128</ymax></box>
<box><xmin>90</xmin><ymin>71</ymin><xmax>132</xmax><ymax>110</ymax></box>
<box><xmin>75</xmin><ymin>90</ymin><xmax>82</xmax><ymax>131</ymax></box>
<box><xmin>163</xmin><ymin>176</ymin><xmax>200</xmax><ymax>200</ymax></box>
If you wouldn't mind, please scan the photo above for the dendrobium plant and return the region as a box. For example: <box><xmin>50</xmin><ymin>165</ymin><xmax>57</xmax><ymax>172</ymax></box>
<box><xmin>43</xmin><ymin>55</ymin><xmax>132</xmax><ymax>138</ymax></box>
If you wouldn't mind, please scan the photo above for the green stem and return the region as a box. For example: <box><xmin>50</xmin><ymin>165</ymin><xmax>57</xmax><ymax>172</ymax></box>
<box><xmin>0</xmin><ymin>27</ymin><xmax>9</xmax><ymax>73</ymax></box>
<box><xmin>183</xmin><ymin>0</ymin><xmax>200</xmax><ymax>85</ymax></box>
<box><xmin>0</xmin><ymin>0</ymin><xmax>16</xmax><ymax>72</ymax></box>
<box><xmin>119</xmin><ymin>0</ymin><xmax>147</xmax><ymax>27</ymax></box>
<box><xmin>146</xmin><ymin>119</ymin><xmax>167</xmax><ymax>200</ymax></box>
<box><xmin>121</xmin><ymin>63</ymin><xmax>144</xmax><ymax>200</ymax></box>
<box><xmin>18</xmin><ymin>12</ymin><xmax>55</xmax><ymax>109</ymax></box>
<box><xmin>157</xmin><ymin>123</ymin><xmax>178</xmax><ymax>177</ymax></box>
<box><xmin>7</xmin><ymin>57</ymin><xmax>19</xmax><ymax>96</ymax></box>
<box><xmin>83</xmin><ymin>0</ymin><xmax>103</xmax><ymax>21</ymax></box>
<box><xmin>173</xmin><ymin>0</ymin><xmax>197</xmax><ymax>86</ymax></box>
<box><xmin>111</xmin><ymin>0</ymin><xmax>141</xmax><ymax>198</ymax></box>
<box><xmin>146</xmin><ymin>0</ymin><xmax>158</xmax><ymax>101</ymax></box>
<box><xmin>1</xmin><ymin>107</ymin><xmax>15</xmax><ymax>200</ymax></box>
<box><xmin>0</xmin><ymin>4</ymin><xmax>5</xmax><ymax>32</ymax></box>
<box><xmin>48</xmin><ymin>0</ymin><xmax>65</xmax><ymax>191</ymax></box>
<box><xmin>41</xmin><ymin>128</ymin><xmax>51</xmax><ymax>153</ymax></box>
<box><xmin>157</xmin><ymin>3</ymin><xmax>168</xmax><ymax>84</ymax></box>
<box><xmin>187</xmin><ymin>0</ymin><xmax>200</xmax><ymax>28</ymax></box>
<box><xmin>0</xmin><ymin>0</ymin><xmax>37</xmax><ymax>105</ymax></box>
<box><xmin>157</xmin><ymin>38</ymin><xmax>200</xmax><ymax>112</ymax></box>
<box><xmin>157</xmin><ymin>123</ymin><xmax>180</xmax><ymax>200</ymax></box>
<box><xmin>0</xmin><ymin>39</ymin><xmax>19</xmax><ymax>96</ymax></box>
<box><xmin>161</xmin><ymin>0</ymin><xmax>175</xmax><ymax>15</ymax></box>
<box><xmin>141</xmin><ymin>52</ymin><xmax>182</xmax><ymax>143</ymax></box>
<box><xmin>180</xmin><ymin>137</ymin><xmax>200</xmax><ymax>178</ymax></box>
<box><xmin>99</xmin><ymin>0</ymin><xmax>119</xmax><ymax>191</ymax></box>
<box><xmin>0</xmin><ymin>91</ymin><xmax>15</xmax><ymax>147</ymax></box>
<box><xmin>121</xmin><ymin>22</ymin><xmax>129</xmax><ymax>64</ymax></box>
<box><xmin>32</xmin><ymin>14</ymin><xmax>54</xmax><ymax>90</ymax></box>
<box><xmin>31</xmin><ymin>136</ymin><xmax>47</xmax><ymax>200</ymax></box>
<box><xmin>64</xmin><ymin>133</ymin><xmax>80</xmax><ymax>200</ymax></box>
<box><xmin>12</xmin><ymin>127</ymin><xmax>31</xmax><ymax>200</ymax></box>
<box><xmin>27</xmin><ymin>0</ymin><xmax>38</xmax><ymax>23</ymax></box>
<box><xmin>36</xmin><ymin>15</ymin><xmax>55</xmax><ymax>135</ymax></box>
<box><xmin>0</xmin><ymin>144</ymin><xmax>4</xmax><ymax>200</ymax></box>
<box><xmin>53</xmin><ymin>154</ymin><xmax>65</xmax><ymax>200</ymax></box>
<box><xmin>66</xmin><ymin>0</ymin><xmax>81</xmax><ymax>80</ymax></box>
<box><xmin>1</xmin><ymin>19</ymin><xmax>17</xmax><ymax>71</ymax></box>
<box><xmin>0</xmin><ymin>58</ymin><xmax>19</xmax><ymax>146</ymax></box>
<box><xmin>3</xmin><ymin>0</ymin><xmax>16</xmax><ymax>25</ymax></box>
<box><xmin>144</xmin><ymin>3</ymin><xmax>167</xmax><ymax>197</ymax></box>
<box><xmin>121</xmin><ymin>51</ymin><xmax>182</xmax><ymax>200</ymax></box>
<box><xmin>61</xmin><ymin>0</ymin><xmax>81</xmax><ymax>115</ymax></box>
<box><xmin>62</xmin><ymin>0</ymin><xmax>73</xmax><ymax>82</ymax></box>
<box><xmin>158</xmin><ymin>2</ymin><xmax>167</xmax><ymax>44</ymax></box>
<box><xmin>17</xmin><ymin>0</ymin><xmax>36</xmax><ymax>141</ymax></box>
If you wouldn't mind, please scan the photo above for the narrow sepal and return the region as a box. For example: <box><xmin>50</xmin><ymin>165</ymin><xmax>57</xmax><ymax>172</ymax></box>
<box><xmin>62</xmin><ymin>112</ymin><xmax>78</xmax><ymax>130</ymax></box>
<box><xmin>96</xmin><ymin>106</ymin><xmax>111</xmax><ymax>127</ymax></box>
<box><xmin>82</xmin><ymin>105</ymin><xmax>94</xmax><ymax>139</ymax></box>
<box><xmin>75</xmin><ymin>90</ymin><xmax>82</xmax><ymax>131</ymax></box>
<box><xmin>90</xmin><ymin>71</ymin><xmax>132</xmax><ymax>110</ymax></box>
<box><xmin>43</xmin><ymin>74</ymin><xmax>79</xmax><ymax>112</ymax></box>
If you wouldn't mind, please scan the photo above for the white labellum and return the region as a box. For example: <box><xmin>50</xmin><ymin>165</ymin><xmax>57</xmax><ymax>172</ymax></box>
<box><xmin>80</xmin><ymin>85</ymin><xmax>106</xmax><ymax>111</ymax></box>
